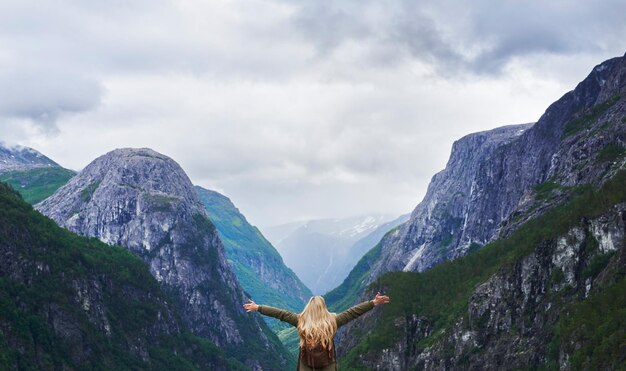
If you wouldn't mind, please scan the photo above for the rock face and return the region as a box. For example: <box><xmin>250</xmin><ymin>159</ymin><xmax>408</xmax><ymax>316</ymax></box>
<box><xmin>335</xmin><ymin>53</ymin><xmax>626</xmax><ymax>369</ymax></box>
<box><xmin>353</xmin><ymin>202</ymin><xmax>626</xmax><ymax>370</ymax></box>
<box><xmin>0</xmin><ymin>143</ymin><xmax>59</xmax><ymax>172</ymax></box>
<box><xmin>195</xmin><ymin>186</ymin><xmax>312</xmax><ymax>329</ymax></box>
<box><xmin>371</xmin><ymin>124</ymin><xmax>532</xmax><ymax>279</ymax></box>
<box><xmin>36</xmin><ymin>148</ymin><xmax>289</xmax><ymax>369</ymax></box>
<box><xmin>362</xmin><ymin>52</ymin><xmax>626</xmax><ymax>285</ymax></box>
<box><xmin>326</xmin><ymin>125</ymin><xmax>532</xmax><ymax>311</ymax></box>
<box><xmin>0</xmin><ymin>182</ymin><xmax>240</xmax><ymax>370</ymax></box>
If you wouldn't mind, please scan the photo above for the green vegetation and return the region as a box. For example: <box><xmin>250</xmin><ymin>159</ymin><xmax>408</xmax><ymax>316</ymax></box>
<box><xmin>0</xmin><ymin>182</ymin><xmax>245</xmax><ymax>370</ymax></box>
<box><xmin>466</xmin><ymin>242</ymin><xmax>482</xmax><ymax>255</ymax></box>
<box><xmin>533</xmin><ymin>179</ymin><xmax>574</xmax><ymax>202</ymax></box>
<box><xmin>596</xmin><ymin>143</ymin><xmax>626</xmax><ymax>163</ymax></box>
<box><xmin>144</xmin><ymin>193</ymin><xmax>179</xmax><ymax>212</ymax></box>
<box><xmin>582</xmin><ymin>251</ymin><xmax>616</xmax><ymax>279</ymax></box>
<box><xmin>562</xmin><ymin>95</ymin><xmax>621</xmax><ymax>138</ymax></box>
<box><xmin>440</xmin><ymin>232</ymin><xmax>454</xmax><ymax>248</ymax></box>
<box><xmin>548</xmin><ymin>276</ymin><xmax>626</xmax><ymax>370</ymax></box>
<box><xmin>550</xmin><ymin>267</ymin><xmax>565</xmax><ymax>285</ymax></box>
<box><xmin>277</xmin><ymin>327</ymin><xmax>301</xmax><ymax>355</ymax></box>
<box><xmin>325</xmin><ymin>237</ymin><xmax>387</xmax><ymax>312</ymax></box>
<box><xmin>505</xmin><ymin>180</ymin><xmax>574</xmax><ymax>225</ymax></box>
<box><xmin>340</xmin><ymin>169</ymin><xmax>626</xmax><ymax>370</ymax></box>
<box><xmin>192</xmin><ymin>188</ymin><xmax>298</xmax><ymax>367</ymax></box>
<box><xmin>80</xmin><ymin>181</ymin><xmax>101</xmax><ymax>202</ymax></box>
<box><xmin>0</xmin><ymin>167</ymin><xmax>75</xmax><ymax>204</ymax></box>
<box><xmin>195</xmin><ymin>187</ymin><xmax>311</xmax><ymax>333</ymax></box>
<box><xmin>533</xmin><ymin>180</ymin><xmax>563</xmax><ymax>199</ymax></box>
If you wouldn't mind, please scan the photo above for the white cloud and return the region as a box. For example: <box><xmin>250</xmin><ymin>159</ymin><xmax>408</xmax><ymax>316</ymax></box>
<box><xmin>1</xmin><ymin>0</ymin><xmax>624</xmax><ymax>226</ymax></box>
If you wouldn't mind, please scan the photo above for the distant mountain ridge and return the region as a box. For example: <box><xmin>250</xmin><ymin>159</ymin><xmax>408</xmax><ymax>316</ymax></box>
<box><xmin>265</xmin><ymin>214</ymin><xmax>402</xmax><ymax>294</ymax></box>
<box><xmin>0</xmin><ymin>143</ymin><xmax>75</xmax><ymax>204</ymax></box>
<box><xmin>0</xmin><ymin>143</ymin><xmax>59</xmax><ymax>172</ymax></box>
<box><xmin>36</xmin><ymin>148</ymin><xmax>291</xmax><ymax>369</ymax></box>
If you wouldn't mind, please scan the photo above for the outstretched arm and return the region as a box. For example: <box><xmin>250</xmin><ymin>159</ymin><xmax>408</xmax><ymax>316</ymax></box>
<box><xmin>243</xmin><ymin>299</ymin><xmax>298</xmax><ymax>327</ymax></box>
<box><xmin>335</xmin><ymin>292</ymin><xmax>390</xmax><ymax>328</ymax></box>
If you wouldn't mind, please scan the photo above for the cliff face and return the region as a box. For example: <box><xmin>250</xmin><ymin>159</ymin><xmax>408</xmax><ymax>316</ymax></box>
<box><xmin>470</xmin><ymin>54</ymin><xmax>626</xmax><ymax>240</ymax></box>
<box><xmin>0</xmin><ymin>182</ymin><xmax>243</xmax><ymax>370</ymax></box>
<box><xmin>370</xmin><ymin>124</ymin><xmax>532</xmax><ymax>279</ymax></box>
<box><xmin>336</xmin><ymin>53</ymin><xmax>626</xmax><ymax>370</ymax></box>
<box><xmin>351</xmin><ymin>198</ymin><xmax>626</xmax><ymax>370</ymax></box>
<box><xmin>365</xmin><ymin>53</ymin><xmax>626</xmax><ymax>284</ymax></box>
<box><xmin>326</xmin><ymin>125</ymin><xmax>533</xmax><ymax>312</ymax></box>
<box><xmin>195</xmin><ymin>186</ymin><xmax>312</xmax><ymax>328</ymax></box>
<box><xmin>35</xmin><ymin>148</ymin><xmax>290</xmax><ymax>370</ymax></box>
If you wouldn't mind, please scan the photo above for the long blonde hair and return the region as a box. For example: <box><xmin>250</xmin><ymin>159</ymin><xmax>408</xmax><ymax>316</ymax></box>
<box><xmin>297</xmin><ymin>296</ymin><xmax>337</xmax><ymax>350</ymax></box>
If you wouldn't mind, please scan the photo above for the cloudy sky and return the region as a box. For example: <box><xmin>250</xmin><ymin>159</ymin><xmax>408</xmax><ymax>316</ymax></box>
<box><xmin>1</xmin><ymin>0</ymin><xmax>625</xmax><ymax>227</ymax></box>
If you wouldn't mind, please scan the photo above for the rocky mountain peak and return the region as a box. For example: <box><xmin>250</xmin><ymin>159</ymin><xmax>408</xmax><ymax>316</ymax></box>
<box><xmin>330</xmin><ymin>55</ymin><xmax>626</xmax><ymax>345</ymax></box>
<box><xmin>368</xmin><ymin>123</ymin><xmax>533</xmax><ymax>278</ymax></box>
<box><xmin>373</xmin><ymin>53</ymin><xmax>626</xmax><ymax>279</ymax></box>
<box><xmin>0</xmin><ymin>143</ymin><xmax>60</xmax><ymax>172</ymax></box>
<box><xmin>333</xmin><ymin>53</ymin><xmax>626</xmax><ymax>370</ymax></box>
<box><xmin>36</xmin><ymin>147</ymin><xmax>290</xmax><ymax>369</ymax></box>
<box><xmin>37</xmin><ymin>147</ymin><xmax>204</xmax><ymax>250</ymax></box>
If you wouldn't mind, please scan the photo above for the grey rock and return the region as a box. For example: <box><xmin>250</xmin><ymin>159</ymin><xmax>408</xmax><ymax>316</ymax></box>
<box><xmin>338</xmin><ymin>52</ymin><xmax>626</xmax><ymax>370</ymax></box>
<box><xmin>0</xmin><ymin>143</ymin><xmax>60</xmax><ymax>173</ymax></box>
<box><xmin>366</xmin><ymin>52</ymin><xmax>626</xmax><ymax>285</ymax></box>
<box><xmin>366</xmin><ymin>123</ymin><xmax>532</xmax><ymax>282</ymax></box>
<box><xmin>36</xmin><ymin>148</ymin><xmax>288</xmax><ymax>369</ymax></box>
<box><xmin>355</xmin><ymin>203</ymin><xmax>626</xmax><ymax>370</ymax></box>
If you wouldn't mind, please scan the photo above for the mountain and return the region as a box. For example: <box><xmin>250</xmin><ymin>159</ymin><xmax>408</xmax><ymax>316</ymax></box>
<box><xmin>325</xmin><ymin>125</ymin><xmax>532</xmax><ymax>311</ymax></box>
<box><xmin>265</xmin><ymin>214</ymin><xmax>399</xmax><ymax>294</ymax></box>
<box><xmin>346</xmin><ymin>213</ymin><xmax>410</xmax><ymax>271</ymax></box>
<box><xmin>0</xmin><ymin>167</ymin><xmax>75</xmax><ymax>204</ymax></box>
<box><xmin>35</xmin><ymin>148</ymin><xmax>291</xmax><ymax>370</ymax></box>
<box><xmin>262</xmin><ymin>220</ymin><xmax>307</xmax><ymax>246</ymax></box>
<box><xmin>195</xmin><ymin>186</ymin><xmax>312</xmax><ymax>329</ymax></box>
<box><xmin>0</xmin><ymin>143</ymin><xmax>59</xmax><ymax>172</ymax></box>
<box><xmin>0</xmin><ymin>144</ymin><xmax>75</xmax><ymax>204</ymax></box>
<box><xmin>333</xmin><ymin>53</ymin><xmax>626</xmax><ymax>369</ymax></box>
<box><xmin>371</xmin><ymin>123</ymin><xmax>534</xmax><ymax>277</ymax></box>
<box><xmin>341</xmin><ymin>173</ymin><xmax>626</xmax><ymax>370</ymax></box>
<box><xmin>0</xmin><ymin>181</ymin><xmax>246</xmax><ymax>370</ymax></box>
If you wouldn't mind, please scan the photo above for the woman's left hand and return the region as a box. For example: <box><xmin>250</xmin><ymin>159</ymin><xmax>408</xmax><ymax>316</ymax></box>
<box><xmin>373</xmin><ymin>292</ymin><xmax>390</xmax><ymax>306</ymax></box>
<box><xmin>243</xmin><ymin>299</ymin><xmax>259</xmax><ymax>312</ymax></box>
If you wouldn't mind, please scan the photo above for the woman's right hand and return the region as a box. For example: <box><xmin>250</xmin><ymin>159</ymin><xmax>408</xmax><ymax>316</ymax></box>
<box><xmin>373</xmin><ymin>292</ymin><xmax>390</xmax><ymax>306</ymax></box>
<box><xmin>243</xmin><ymin>299</ymin><xmax>259</xmax><ymax>312</ymax></box>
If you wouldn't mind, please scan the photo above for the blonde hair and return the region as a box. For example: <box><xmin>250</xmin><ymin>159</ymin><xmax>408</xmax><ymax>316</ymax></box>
<box><xmin>297</xmin><ymin>296</ymin><xmax>337</xmax><ymax>350</ymax></box>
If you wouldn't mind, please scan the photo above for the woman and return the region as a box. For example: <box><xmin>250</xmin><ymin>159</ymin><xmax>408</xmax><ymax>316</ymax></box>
<box><xmin>243</xmin><ymin>293</ymin><xmax>390</xmax><ymax>370</ymax></box>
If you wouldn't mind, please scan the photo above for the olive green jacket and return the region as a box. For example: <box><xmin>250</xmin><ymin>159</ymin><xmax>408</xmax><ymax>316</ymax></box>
<box><xmin>258</xmin><ymin>300</ymin><xmax>375</xmax><ymax>371</ymax></box>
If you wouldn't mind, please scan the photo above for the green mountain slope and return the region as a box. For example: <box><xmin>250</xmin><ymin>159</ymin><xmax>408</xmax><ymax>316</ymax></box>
<box><xmin>0</xmin><ymin>182</ymin><xmax>245</xmax><ymax>370</ymax></box>
<box><xmin>195</xmin><ymin>186</ymin><xmax>312</xmax><ymax>328</ymax></box>
<box><xmin>339</xmin><ymin>170</ymin><xmax>626</xmax><ymax>370</ymax></box>
<box><xmin>0</xmin><ymin>167</ymin><xmax>75</xmax><ymax>204</ymax></box>
<box><xmin>325</xmin><ymin>237</ymin><xmax>387</xmax><ymax>313</ymax></box>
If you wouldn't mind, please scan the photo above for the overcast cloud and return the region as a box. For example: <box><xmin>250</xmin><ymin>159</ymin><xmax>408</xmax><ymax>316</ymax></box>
<box><xmin>1</xmin><ymin>0</ymin><xmax>625</xmax><ymax>226</ymax></box>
